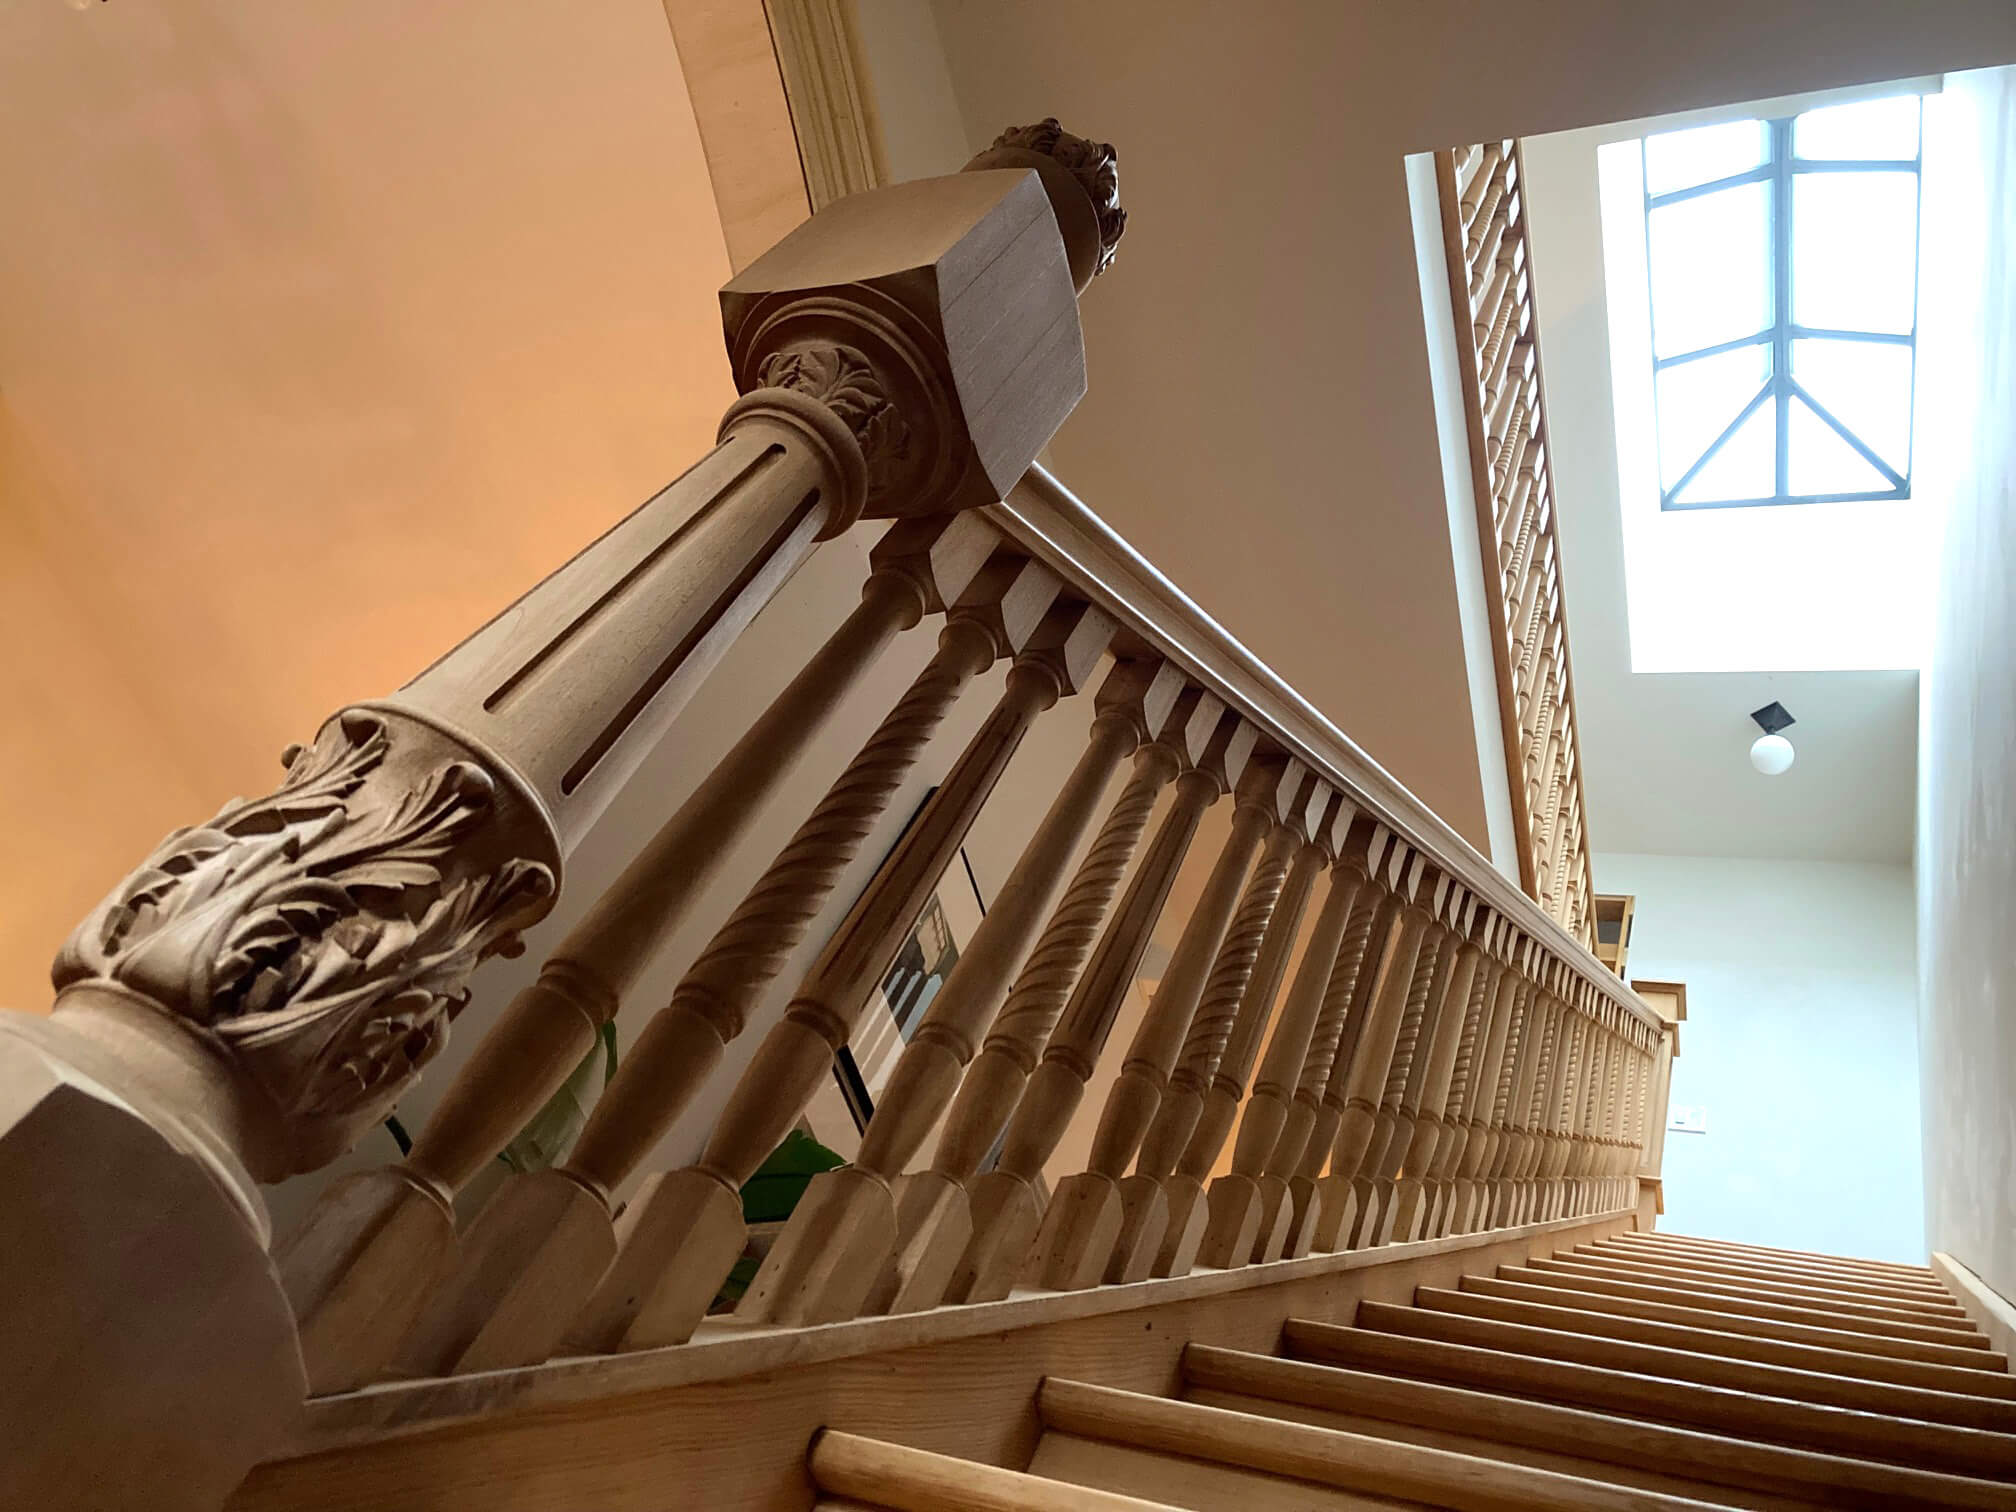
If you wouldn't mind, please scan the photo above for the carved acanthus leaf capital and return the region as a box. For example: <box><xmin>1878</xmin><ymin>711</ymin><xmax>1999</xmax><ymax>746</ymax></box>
<box><xmin>757</xmin><ymin>342</ymin><xmax>913</xmax><ymax>498</ymax></box>
<box><xmin>53</xmin><ymin>710</ymin><xmax>558</xmax><ymax>1178</ymax></box>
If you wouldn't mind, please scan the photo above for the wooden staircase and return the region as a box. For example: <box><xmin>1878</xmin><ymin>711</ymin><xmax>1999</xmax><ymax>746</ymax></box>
<box><xmin>809</xmin><ymin>1231</ymin><xmax>2015</xmax><ymax>1511</ymax></box>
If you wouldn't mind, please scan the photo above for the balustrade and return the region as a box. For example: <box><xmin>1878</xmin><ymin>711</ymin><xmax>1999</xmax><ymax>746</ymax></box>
<box><xmin>1436</xmin><ymin>140</ymin><xmax>1597</xmax><ymax>945</ymax></box>
<box><xmin>5</xmin><ymin>111</ymin><xmax>1664</xmax><ymax>1511</ymax></box>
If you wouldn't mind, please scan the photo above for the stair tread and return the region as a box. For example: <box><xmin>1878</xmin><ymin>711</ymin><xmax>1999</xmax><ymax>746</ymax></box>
<box><xmin>1284</xmin><ymin>1316</ymin><xmax>2016</xmax><ymax>1481</ymax></box>
<box><xmin>1037</xmin><ymin>1376</ymin><xmax>1738</xmax><ymax>1510</ymax></box>
<box><xmin>1490</xmin><ymin>1266</ymin><xmax>2005</xmax><ymax>1366</ymax></box>
<box><xmin>1616</xmin><ymin>1232</ymin><xmax>1940</xmax><ymax>1279</ymax></box>
<box><xmin>810</xmin><ymin>1429</ymin><xmax>1184</xmax><ymax>1511</ymax></box>
<box><xmin>1032</xmin><ymin>1433</ymin><xmax>1417</xmax><ymax>1511</ymax></box>
<box><xmin>1580</xmin><ymin>1242</ymin><xmax>1965</xmax><ymax>1308</ymax></box>
<box><xmin>1362</xmin><ymin>1298</ymin><xmax>2016</xmax><ymax>1432</ymax></box>
<box><xmin>1185</xmin><ymin>1342</ymin><xmax>2016</xmax><ymax>1510</ymax></box>
<box><xmin>1529</xmin><ymin>1254</ymin><xmax>1985</xmax><ymax>1334</ymax></box>
<box><xmin>1424</xmin><ymin>1284</ymin><xmax>2016</xmax><ymax>1397</ymax></box>
<box><xmin>1564</xmin><ymin>1247</ymin><xmax>1972</xmax><ymax>1318</ymax></box>
<box><xmin>1178</xmin><ymin>1390</ymin><xmax>1805</xmax><ymax>1511</ymax></box>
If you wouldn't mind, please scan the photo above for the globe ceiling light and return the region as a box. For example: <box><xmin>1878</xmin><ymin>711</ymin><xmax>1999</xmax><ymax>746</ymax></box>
<box><xmin>1748</xmin><ymin>701</ymin><xmax>1796</xmax><ymax>777</ymax></box>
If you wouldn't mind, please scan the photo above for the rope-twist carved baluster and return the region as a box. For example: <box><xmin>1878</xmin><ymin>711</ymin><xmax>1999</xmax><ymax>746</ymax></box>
<box><xmin>671</xmin><ymin>626</ymin><xmax>990</xmax><ymax>1043</ymax></box>
<box><xmin>1169</xmin><ymin>839</ymin><xmax>1294</xmax><ymax>1096</ymax></box>
<box><xmin>983</xmin><ymin>751</ymin><xmax>1169</xmax><ymax>1072</ymax></box>
<box><xmin>1297</xmin><ymin>890</ymin><xmax>1381</xmax><ymax>1107</ymax></box>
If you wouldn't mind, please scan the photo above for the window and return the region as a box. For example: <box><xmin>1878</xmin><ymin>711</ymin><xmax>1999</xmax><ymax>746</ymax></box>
<box><xmin>1642</xmin><ymin>96</ymin><xmax>1921</xmax><ymax>509</ymax></box>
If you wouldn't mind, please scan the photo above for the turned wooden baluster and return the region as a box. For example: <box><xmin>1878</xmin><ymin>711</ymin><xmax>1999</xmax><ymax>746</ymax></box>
<box><xmin>1493</xmin><ymin>975</ymin><xmax>1541</xmax><ymax>1228</ymax></box>
<box><xmin>1561</xmin><ymin>995</ymin><xmax>1604</xmax><ymax>1216</ymax></box>
<box><xmin>1310</xmin><ymin>853</ymin><xmax>1438</xmax><ymax>1251</ymax></box>
<box><xmin>1496</xmin><ymin>970</ymin><xmax>1559</xmax><ymax>1227</ymax></box>
<box><xmin>1583</xmin><ymin>997</ymin><xmax>1619</xmax><ymax>1214</ymax></box>
<box><xmin>1533</xmin><ymin>973</ymin><xmax>1581</xmax><ymax>1223</ymax></box>
<box><xmin>1583</xmin><ymin>1000</ymin><xmax>1619</xmax><ymax>1214</ymax></box>
<box><xmin>1253</xmin><ymin>824</ymin><xmax>1392</xmax><ymax>1262</ymax></box>
<box><xmin>732</xmin><ymin>639</ymin><xmax>1145</xmax><ymax>1331</ymax></box>
<box><xmin>1538</xmin><ymin>995</ymin><xmax>1590</xmax><ymax>1221</ymax></box>
<box><xmin>1469</xmin><ymin>945</ymin><xmax>1525</xmax><ymax>1230</ymax></box>
<box><xmin>572</xmin><ymin>598</ymin><xmax>1113</xmax><ymax>1353</ymax></box>
<box><xmin>1143</xmin><ymin>768</ymin><xmax>1327</xmax><ymax>1278</ymax></box>
<box><xmin>1448</xmin><ymin>932</ymin><xmax>1525</xmax><ymax>1234</ymax></box>
<box><xmin>1195</xmin><ymin>797</ymin><xmax>1360</xmax><ymax>1269</ymax></box>
<box><xmin>1597</xmin><ymin>1008</ymin><xmax>1634</xmax><ymax>1211</ymax></box>
<box><xmin>1293</xmin><ymin>887</ymin><xmax>1402</xmax><ymax>1252</ymax></box>
<box><xmin>1384</xmin><ymin>898</ymin><xmax>1484</xmax><ymax>1244</ymax></box>
<box><xmin>1620</xmin><ymin>1021</ymin><xmax>1653</xmax><ymax>1207</ymax></box>
<box><xmin>908</xmin><ymin>692</ymin><xmax>1232</xmax><ymax>1309</ymax></box>
<box><xmin>265</xmin><ymin>130</ymin><xmax>1127</xmax><ymax>1393</ymax></box>
<box><xmin>1411</xmin><ymin>915</ymin><xmax>1509</xmax><ymax>1240</ymax></box>
<box><xmin>389</xmin><ymin>553</ymin><xmax>1057</xmax><ymax>1375</ymax></box>
<box><xmin>1597</xmin><ymin>1010</ymin><xmax>1631</xmax><ymax>1211</ymax></box>
<box><xmin>1350</xmin><ymin>887</ymin><xmax>1468</xmax><ymax>1249</ymax></box>
<box><xmin>1036</xmin><ymin>743</ymin><xmax>1277</xmax><ymax>1289</ymax></box>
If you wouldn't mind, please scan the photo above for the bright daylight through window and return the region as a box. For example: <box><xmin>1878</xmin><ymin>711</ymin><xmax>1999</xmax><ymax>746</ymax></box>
<box><xmin>1643</xmin><ymin>95</ymin><xmax>1921</xmax><ymax>510</ymax></box>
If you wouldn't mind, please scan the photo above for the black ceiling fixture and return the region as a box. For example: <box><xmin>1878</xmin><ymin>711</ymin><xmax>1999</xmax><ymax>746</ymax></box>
<box><xmin>1750</xmin><ymin>701</ymin><xmax>1796</xmax><ymax>735</ymax></box>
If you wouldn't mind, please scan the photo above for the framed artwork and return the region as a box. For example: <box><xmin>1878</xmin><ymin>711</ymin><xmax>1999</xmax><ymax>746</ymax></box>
<box><xmin>800</xmin><ymin>789</ymin><xmax>988</xmax><ymax>1156</ymax></box>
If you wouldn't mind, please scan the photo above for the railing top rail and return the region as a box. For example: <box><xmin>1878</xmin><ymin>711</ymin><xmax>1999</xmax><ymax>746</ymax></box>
<box><xmin>987</xmin><ymin>464</ymin><xmax>1656</xmax><ymax>1032</ymax></box>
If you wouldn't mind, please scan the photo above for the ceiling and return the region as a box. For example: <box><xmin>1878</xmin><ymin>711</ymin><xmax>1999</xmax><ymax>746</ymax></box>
<box><xmin>862</xmin><ymin>2</ymin><xmax>2015</xmax><ymax>873</ymax></box>
<box><xmin>1522</xmin><ymin>124</ymin><xmax>1921</xmax><ymax>865</ymax></box>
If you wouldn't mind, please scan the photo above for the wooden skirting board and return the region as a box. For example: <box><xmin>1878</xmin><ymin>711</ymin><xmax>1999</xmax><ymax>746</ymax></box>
<box><xmin>1934</xmin><ymin>1250</ymin><xmax>2016</xmax><ymax>1359</ymax></box>
<box><xmin>229</xmin><ymin>1209</ymin><xmax>1640</xmax><ymax>1512</ymax></box>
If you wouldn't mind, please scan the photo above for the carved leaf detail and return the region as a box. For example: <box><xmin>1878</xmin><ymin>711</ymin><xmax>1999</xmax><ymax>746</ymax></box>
<box><xmin>757</xmin><ymin>343</ymin><xmax>912</xmax><ymax>493</ymax></box>
<box><xmin>54</xmin><ymin>711</ymin><xmax>556</xmax><ymax>1166</ymax></box>
<box><xmin>989</xmin><ymin>117</ymin><xmax>1127</xmax><ymax>276</ymax></box>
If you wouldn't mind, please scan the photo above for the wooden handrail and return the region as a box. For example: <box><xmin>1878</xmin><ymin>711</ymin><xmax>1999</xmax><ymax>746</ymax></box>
<box><xmin>989</xmin><ymin>467</ymin><xmax>1653</xmax><ymax>1034</ymax></box>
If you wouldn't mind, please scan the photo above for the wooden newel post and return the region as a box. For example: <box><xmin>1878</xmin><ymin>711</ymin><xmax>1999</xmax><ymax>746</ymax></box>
<box><xmin>1</xmin><ymin>112</ymin><xmax>1126</xmax><ymax>1480</ymax></box>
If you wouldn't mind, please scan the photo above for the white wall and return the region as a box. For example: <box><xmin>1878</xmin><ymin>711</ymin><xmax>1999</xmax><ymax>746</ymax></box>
<box><xmin>1915</xmin><ymin>66</ymin><xmax>2016</xmax><ymax>1303</ymax></box>
<box><xmin>1597</xmin><ymin>853</ymin><xmax>1924</xmax><ymax>1263</ymax></box>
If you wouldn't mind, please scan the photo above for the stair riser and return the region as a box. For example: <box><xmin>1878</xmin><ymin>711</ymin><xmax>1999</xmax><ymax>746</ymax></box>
<box><xmin>1185</xmin><ymin>1344</ymin><xmax>2016</xmax><ymax>1512</ymax></box>
<box><xmin>1471</xmin><ymin>1272</ymin><xmax>2006</xmax><ymax>1372</ymax></box>
<box><xmin>1425</xmin><ymin>1286</ymin><xmax>2016</xmax><ymax>1397</ymax></box>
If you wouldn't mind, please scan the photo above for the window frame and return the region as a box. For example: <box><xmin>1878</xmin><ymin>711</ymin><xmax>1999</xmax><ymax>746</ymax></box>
<box><xmin>1643</xmin><ymin>106</ymin><xmax>1922</xmax><ymax>511</ymax></box>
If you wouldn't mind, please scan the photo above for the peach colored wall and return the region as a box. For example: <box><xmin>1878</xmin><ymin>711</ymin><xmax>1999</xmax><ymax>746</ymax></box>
<box><xmin>0</xmin><ymin>1</ymin><xmax>738</xmax><ymax>1013</ymax></box>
